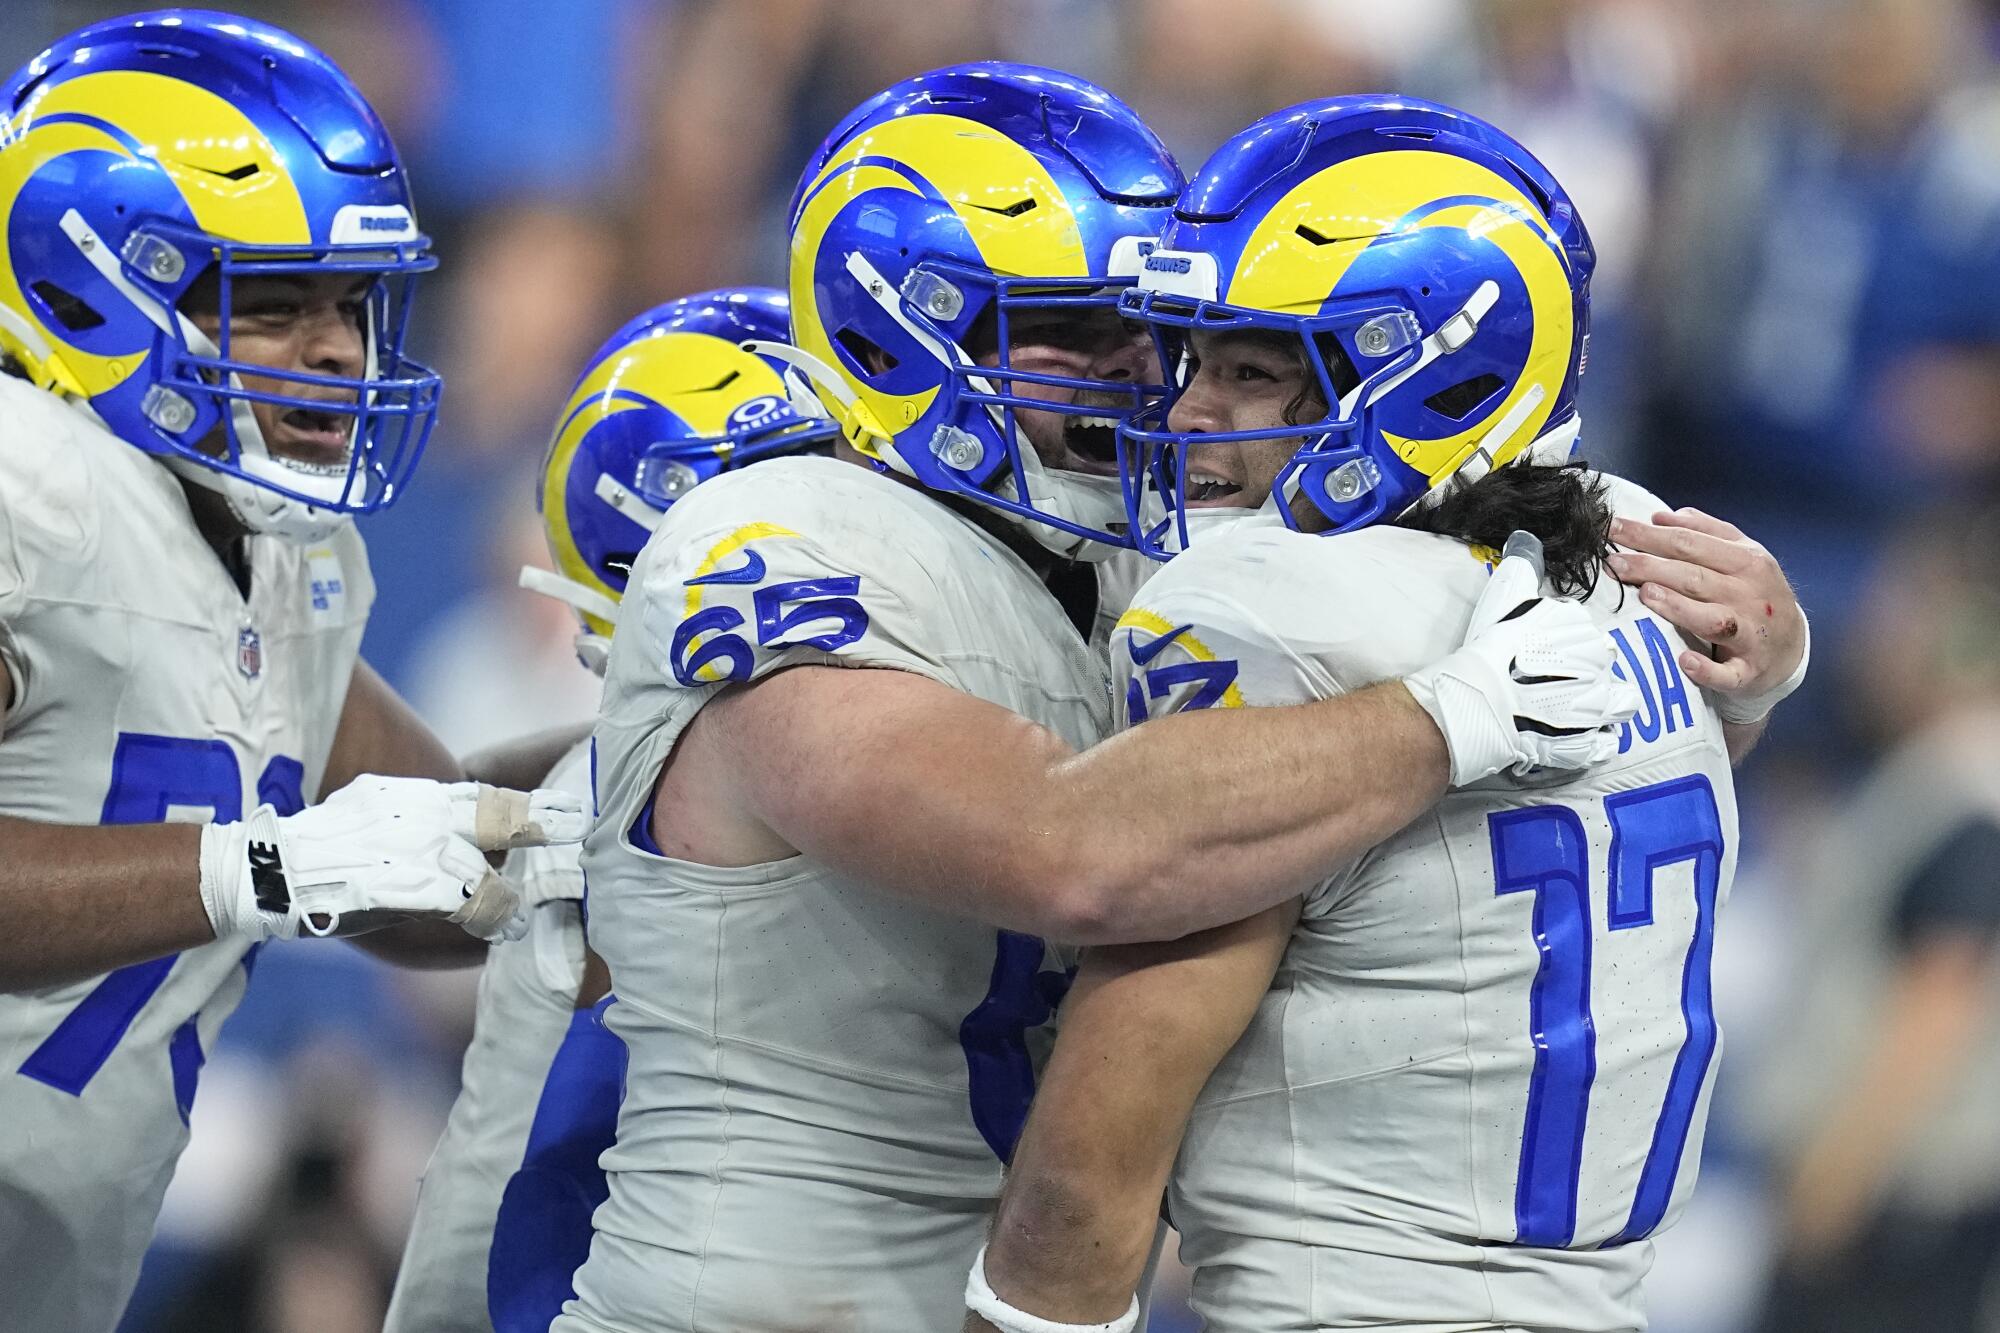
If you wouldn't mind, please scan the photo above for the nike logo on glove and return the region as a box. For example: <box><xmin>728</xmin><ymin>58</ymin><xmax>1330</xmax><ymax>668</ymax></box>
<box><xmin>1508</xmin><ymin>656</ymin><xmax>1577</xmax><ymax>686</ymax></box>
<box><xmin>684</xmin><ymin>550</ymin><xmax>767</xmax><ymax>587</ymax></box>
<box><xmin>248</xmin><ymin>840</ymin><xmax>290</xmax><ymax>913</ymax></box>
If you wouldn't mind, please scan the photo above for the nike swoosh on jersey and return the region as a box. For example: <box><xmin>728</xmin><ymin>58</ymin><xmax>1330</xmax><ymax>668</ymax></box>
<box><xmin>684</xmin><ymin>550</ymin><xmax>767</xmax><ymax>587</ymax></box>
<box><xmin>1128</xmin><ymin>622</ymin><xmax>1194</xmax><ymax>666</ymax></box>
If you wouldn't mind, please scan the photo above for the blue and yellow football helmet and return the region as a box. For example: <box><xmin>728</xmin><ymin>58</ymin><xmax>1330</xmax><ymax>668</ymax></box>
<box><xmin>0</xmin><ymin>9</ymin><xmax>439</xmax><ymax>541</ymax></box>
<box><xmin>1120</xmin><ymin>95</ymin><xmax>1594</xmax><ymax>557</ymax></box>
<box><xmin>527</xmin><ymin>286</ymin><xmax>836</xmax><ymax>667</ymax></box>
<box><xmin>783</xmin><ymin>62</ymin><xmax>1182</xmax><ymax>559</ymax></box>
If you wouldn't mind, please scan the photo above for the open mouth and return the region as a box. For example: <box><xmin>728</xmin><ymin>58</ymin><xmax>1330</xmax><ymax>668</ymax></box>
<box><xmin>274</xmin><ymin>406</ymin><xmax>354</xmax><ymax>470</ymax></box>
<box><xmin>1181</xmin><ymin>464</ymin><xmax>1244</xmax><ymax>507</ymax></box>
<box><xmin>1061</xmin><ymin>415</ymin><xmax>1120</xmax><ymax>475</ymax></box>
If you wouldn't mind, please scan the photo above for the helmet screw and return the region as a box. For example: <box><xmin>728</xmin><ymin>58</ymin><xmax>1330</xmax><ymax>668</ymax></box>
<box><xmin>79</xmin><ymin>234</ymin><xmax>96</xmax><ymax>253</ymax></box>
<box><xmin>1357</xmin><ymin>325</ymin><xmax>1391</xmax><ymax>356</ymax></box>
<box><xmin>141</xmin><ymin>384</ymin><xmax>196</xmax><ymax>434</ymax></box>
<box><xmin>932</xmin><ymin>425</ymin><xmax>985</xmax><ymax>471</ymax></box>
<box><xmin>147</xmin><ymin>246</ymin><xmax>184</xmax><ymax>282</ymax></box>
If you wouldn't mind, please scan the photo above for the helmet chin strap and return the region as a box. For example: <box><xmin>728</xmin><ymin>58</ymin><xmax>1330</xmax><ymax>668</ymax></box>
<box><xmin>741</xmin><ymin>339</ymin><xmax>900</xmax><ymax>464</ymax></box>
<box><xmin>160</xmin><ymin>350</ymin><xmax>353</xmax><ymax>544</ymax></box>
<box><xmin>1139</xmin><ymin>482</ymin><xmax>1281</xmax><ymax>557</ymax></box>
<box><xmin>518</xmin><ymin>566</ymin><xmax>618</xmax><ymax>679</ymax></box>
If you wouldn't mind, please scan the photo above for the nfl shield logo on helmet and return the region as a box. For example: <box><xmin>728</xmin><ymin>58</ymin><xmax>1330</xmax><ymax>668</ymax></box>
<box><xmin>237</xmin><ymin>625</ymin><xmax>263</xmax><ymax>681</ymax></box>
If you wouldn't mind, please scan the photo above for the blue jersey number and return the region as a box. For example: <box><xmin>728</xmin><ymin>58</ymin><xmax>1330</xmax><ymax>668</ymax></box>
<box><xmin>669</xmin><ymin>573</ymin><xmax>870</xmax><ymax>686</ymax></box>
<box><xmin>17</xmin><ymin>733</ymin><xmax>303</xmax><ymax>1117</ymax></box>
<box><xmin>1488</xmin><ymin>775</ymin><xmax>1725</xmax><ymax>1246</ymax></box>
<box><xmin>959</xmin><ymin>931</ymin><xmax>1072</xmax><ymax>1161</ymax></box>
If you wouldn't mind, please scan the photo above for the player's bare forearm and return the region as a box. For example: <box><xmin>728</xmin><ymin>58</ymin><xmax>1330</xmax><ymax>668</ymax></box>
<box><xmin>1723</xmin><ymin>717</ymin><xmax>1768</xmax><ymax>765</ymax></box>
<box><xmin>706</xmin><ymin>666</ymin><xmax>1445</xmax><ymax>945</ymax></box>
<box><xmin>1041</xmin><ymin>681</ymin><xmax>1446</xmax><ymax>941</ymax></box>
<box><xmin>970</xmin><ymin>905</ymin><xmax>1295</xmax><ymax>1329</ymax></box>
<box><xmin>0</xmin><ymin>816</ymin><xmax>212</xmax><ymax>990</ymax></box>
<box><xmin>318</xmin><ymin>659</ymin><xmax>463</xmax><ymax>798</ymax></box>
<box><xmin>462</xmin><ymin>722</ymin><xmax>592</xmax><ymax>793</ymax></box>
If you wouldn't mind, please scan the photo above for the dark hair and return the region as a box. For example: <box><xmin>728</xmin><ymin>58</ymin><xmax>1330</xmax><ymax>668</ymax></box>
<box><xmin>1396</xmin><ymin>459</ymin><xmax>1613</xmax><ymax>598</ymax></box>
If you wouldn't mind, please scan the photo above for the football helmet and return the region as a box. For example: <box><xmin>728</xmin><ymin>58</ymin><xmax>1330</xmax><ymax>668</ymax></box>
<box><xmin>528</xmin><ymin>286</ymin><xmax>837</xmax><ymax>670</ymax></box>
<box><xmin>0</xmin><ymin>9</ymin><xmax>439</xmax><ymax>542</ymax></box>
<box><xmin>1119</xmin><ymin>95</ymin><xmax>1594</xmax><ymax>558</ymax></box>
<box><xmin>783</xmin><ymin>62</ymin><xmax>1182</xmax><ymax>560</ymax></box>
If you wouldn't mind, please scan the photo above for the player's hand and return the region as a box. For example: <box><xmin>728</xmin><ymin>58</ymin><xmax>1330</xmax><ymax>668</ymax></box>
<box><xmin>1404</xmin><ymin>533</ymin><xmax>1642</xmax><ymax>786</ymax></box>
<box><xmin>196</xmin><ymin>778</ymin><xmax>589</xmax><ymax>944</ymax></box>
<box><xmin>1607</xmin><ymin>508</ymin><xmax>1808</xmax><ymax>723</ymax></box>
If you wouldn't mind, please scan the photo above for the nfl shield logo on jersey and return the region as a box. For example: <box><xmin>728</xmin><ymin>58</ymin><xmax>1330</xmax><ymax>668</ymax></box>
<box><xmin>237</xmin><ymin>624</ymin><xmax>263</xmax><ymax>681</ymax></box>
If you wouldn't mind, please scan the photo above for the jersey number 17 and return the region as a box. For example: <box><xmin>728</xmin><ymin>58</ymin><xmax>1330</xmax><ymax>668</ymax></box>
<box><xmin>1488</xmin><ymin>775</ymin><xmax>1725</xmax><ymax>1248</ymax></box>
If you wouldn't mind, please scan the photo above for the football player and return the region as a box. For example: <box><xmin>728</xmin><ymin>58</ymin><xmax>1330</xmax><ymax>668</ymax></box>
<box><xmin>0</xmin><ymin>14</ymin><xmax>581</xmax><ymax>1332</ymax></box>
<box><xmin>384</xmin><ymin>287</ymin><xmax>836</xmax><ymax>1333</ymax></box>
<box><xmin>554</xmin><ymin>66</ymin><xmax>1639</xmax><ymax>1333</ymax></box>
<box><xmin>967</xmin><ymin>96</ymin><xmax>1807</xmax><ymax>1333</ymax></box>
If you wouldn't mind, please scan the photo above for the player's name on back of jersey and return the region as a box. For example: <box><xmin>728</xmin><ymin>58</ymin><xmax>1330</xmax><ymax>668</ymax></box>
<box><xmin>1610</xmin><ymin>612</ymin><xmax>1699</xmax><ymax>753</ymax></box>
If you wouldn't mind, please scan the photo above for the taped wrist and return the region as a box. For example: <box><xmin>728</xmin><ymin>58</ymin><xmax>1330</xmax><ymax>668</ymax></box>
<box><xmin>964</xmin><ymin>1245</ymin><xmax>1140</xmax><ymax>1333</ymax></box>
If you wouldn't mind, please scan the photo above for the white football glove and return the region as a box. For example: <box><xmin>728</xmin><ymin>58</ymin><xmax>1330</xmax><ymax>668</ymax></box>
<box><xmin>1403</xmin><ymin>532</ymin><xmax>1643</xmax><ymax>787</ymax></box>
<box><xmin>196</xmin><ymin>777</ymin><xmax>590</xmax><ymax>944</ymax></box>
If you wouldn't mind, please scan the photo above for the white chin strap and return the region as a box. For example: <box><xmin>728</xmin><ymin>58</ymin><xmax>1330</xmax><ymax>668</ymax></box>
<box><xmin>168</xmin><ymin>451</ymin><xmax>350</xmax><ymax>545</ymax></box>
<box><xmin>62</xmin><ymin>208</ymin><xmax>357</xmax><ymax>544</ymax></box>
<box><xmin>993</xmin><ymin>454</ymin><xmax>1129</xmax><ymax>564</ymax></box>
<box><xmin>518</xmin><ymin>566</ymin><xmax>618</xmax><ymax>679</ymax></box>
<box><xmin>1139</xmin><ymin>489</ymin><xmax>1282</xmax><ymax>556</ymax></box>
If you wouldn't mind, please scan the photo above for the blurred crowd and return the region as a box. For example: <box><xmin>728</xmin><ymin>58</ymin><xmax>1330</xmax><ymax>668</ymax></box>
<box><xmin>5</xmin><ymin>0</ymin><xmax>1996</xmax><ymax>1328</ymax></box>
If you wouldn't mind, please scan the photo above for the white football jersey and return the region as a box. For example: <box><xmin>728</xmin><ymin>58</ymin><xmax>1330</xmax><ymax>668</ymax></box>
<box><xmin>386</xmin><ymin>739</ymin><xmax>594</xmax><ymax>1333</ymax></box>
<box><xmin>558</xmin><ymin>456</ymin><xmax>1110</xmax><ymax>1333</ymax></box>
<box><xmin>0</xmin><ymin>376</ymin><xmax>371</xmax><ymax>1333</ymax></box>
<box><xmin>1116</xmin><ymin>479</ymin><xmax>1738</xmax><ymax>1333</ymax></box>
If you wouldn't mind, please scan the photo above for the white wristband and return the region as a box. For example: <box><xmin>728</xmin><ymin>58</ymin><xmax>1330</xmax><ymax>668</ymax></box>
<box><xmin>965</xmin><ymin>1245</ymin><xmax>1139</xmax><ymax>1333</ymax></box>
<box><xmin>1713</xmin><ymin>609</ymin><xmax>1810</xmax><ymax>725</ymax></box>
<box><xmin>195</xmin><ymin>806</ymin><xmax>290</xmax><ymax>943</ymax></box>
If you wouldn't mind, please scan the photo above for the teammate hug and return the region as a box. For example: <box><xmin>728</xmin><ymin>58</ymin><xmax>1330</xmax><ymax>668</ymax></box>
<box><xmin>0</xmin><ymin>11</ymin><xmax>1807</xmax><ymax>1333</ymax></box>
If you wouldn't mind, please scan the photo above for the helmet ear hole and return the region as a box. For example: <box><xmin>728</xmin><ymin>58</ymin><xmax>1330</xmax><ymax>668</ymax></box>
<box><xmin>834</xmin><ymin>327</ymin><xmax>898</xmax><ymax>378</ymax></box>
<box><xmin>1424</xmin><ymin>373</ymin><xmax>1505</xmax><ymax>421</ymax></box>
<box><xmin>29</xmin><ymin>280</ymin><xmax>104</xmax><ymax>332</ymax></box>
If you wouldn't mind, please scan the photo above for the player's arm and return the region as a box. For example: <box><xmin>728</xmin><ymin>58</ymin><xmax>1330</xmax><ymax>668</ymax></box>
<box><xmin>965</xmin><ymin>903</ymin><xmax>1297</xmax><ymax>1330</ymax></box>
<box><xmin>320</xmin><ymin>658</ymin><xmax>463</xmax><ymax>794</ymax></box>
<box><xmin>1606</xmin><ymin>508</ymin><xmax>1807</xmax><ymax>763</ymax></box>
<box><xmin>675</xmin><ymin>536</ymin><xmax>1632</xmax><ymax>945</ymax></box>
<box><xmin>0</xmin><ymin>663</ymin><xmax>580</xmax><ymax>989</ymax></box>
<box><xmin>687</xmin><ymin>667</ymin><xmax>1437</xmax><ymax>944</ymax></box>
<box><xmin>0</xmin><ymin>816</ymin><xmax>212</xmax><ymax>990</ymax></box>
<box><xmin>461</xmin><ymin>722</ymin><xmax>593</xmax><ymax>794</ymax></box>
<box><xmin>0</xmin><ymin>781</ymin><xmax>581</xmax><ymax>991</ymax></box>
